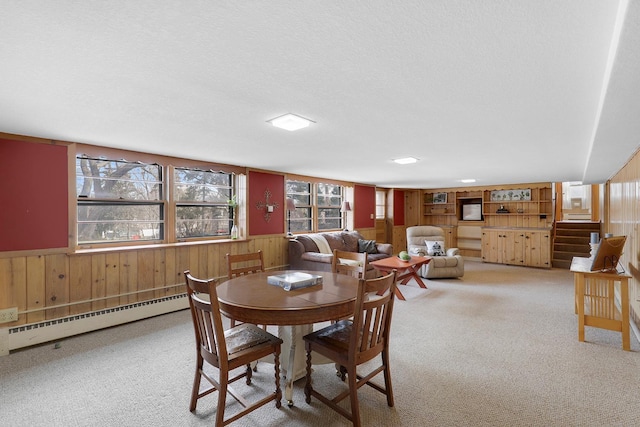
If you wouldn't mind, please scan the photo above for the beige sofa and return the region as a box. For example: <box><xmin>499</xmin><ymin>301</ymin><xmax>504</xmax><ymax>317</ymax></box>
<box><xmin>406</xmin><ymin>226</ymin><xmax>464</xmax><ymax>279</ymax></box>
<box><xmin>288</xmin><ymin>231</ymin><xmax>393</xmax><ymax>279</ymax></box>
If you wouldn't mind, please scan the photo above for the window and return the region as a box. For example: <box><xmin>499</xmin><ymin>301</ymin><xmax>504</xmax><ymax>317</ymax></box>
<box><xmin>76</xmin><ymin>157</ymin><xmax>163</xmax><ymax>244</ymax></box>
<box><xmin>317</xmin><ymin>183</ymin><xmax>343</xmax><ymax>230</ymax></box>
<box><xmin>376</xmin><ymin>190</ymin><xmax>386</xmax><ymax>219</ymax></box>
<box><xmin>286</xmin><ymin>180</ymin><xmax>313</xmax><ymax>232</ymax></box>
<box><xmin>286</xmin><ymin>180</ymin><xmax>345</xmax><ymax>232</ymax></box>
<box><xmin>174</xmin><ymin>168</ymin><xmax>234</xmax><ymax>238</ymax></box>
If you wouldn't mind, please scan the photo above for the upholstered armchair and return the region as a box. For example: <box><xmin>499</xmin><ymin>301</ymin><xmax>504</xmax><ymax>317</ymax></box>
<box><xmin>406</xmin><ymin>226</ymin><xmax>464</xmax><ymax>279</ymax></box>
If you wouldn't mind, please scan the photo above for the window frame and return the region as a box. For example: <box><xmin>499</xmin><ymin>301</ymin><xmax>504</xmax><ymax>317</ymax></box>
<box><xmin>74</xmin><ymin>145</ymin><xmax>244</xmax><ymax>249</ymax></box>
<box><xmin>172</xmin><ymin>166</ymin><xmax>236</xmax><ymax>241</ymax></box>
<box><xmin>76</xmin><ymin>156</ymin><xmax>165</xmax><ymax>246</ymax></box>
<box><xmin>286</xmin><ymin>178</ymin><xmax>346</xmax><ymax>234</ymax></box>
<box><xmin>376</xmin><ymin>189</ymin><xmax>387</xmax><ymax>219</ymax></box>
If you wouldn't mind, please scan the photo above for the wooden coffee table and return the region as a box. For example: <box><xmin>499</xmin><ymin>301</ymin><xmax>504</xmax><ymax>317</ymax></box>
<box><xmin>370</xmin><ymin>255</ymin><xmax>430</xmax><ymax>300</ymax></box>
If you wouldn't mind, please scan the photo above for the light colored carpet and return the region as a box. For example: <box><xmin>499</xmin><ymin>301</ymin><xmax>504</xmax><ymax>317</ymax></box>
<box><xmin>2</xmin><ymin>261</ymin><xmax>640</xmax><ymax>426</ymax></box>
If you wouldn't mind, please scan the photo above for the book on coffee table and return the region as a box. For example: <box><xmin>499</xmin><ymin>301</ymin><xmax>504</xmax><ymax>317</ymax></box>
<box><xmin>267</xmin><ymin>272</ymin><xmax>323</xmax><ymax>291</ymax></box>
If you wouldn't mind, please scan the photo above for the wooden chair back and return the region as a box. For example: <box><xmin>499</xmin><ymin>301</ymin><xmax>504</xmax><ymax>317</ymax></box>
<box><xmin>303</xmin><ymin>269</ymin><xmax>398</xmax><ymax>426</ymax></box>
<box><xmin>184</xmin><ymin>270</ymin><xmax>283</xmax><ymax>424</ymax></box>
<box><xmin>225</xmin><ymin>250</ymin><xmax>266</xmax><ymax>329</ymax></box>
<box><xmin>351</xmin><ymin>270</ymin><xmax>397</xmax><ymax>364</ymax></box>
<box><xmin>331</xmin><ymin>249</ymin><xmax>367</xmax><ymax>279</ymax></box>
<box><xmin>226</xmin><ymin>250</ymin><xmax>264</xmax><ymax>279</ymax></box>
<box><xmin>185</xmin><ymin>271</ymin><xmax>227</xmax><ymax>367</ymax></box>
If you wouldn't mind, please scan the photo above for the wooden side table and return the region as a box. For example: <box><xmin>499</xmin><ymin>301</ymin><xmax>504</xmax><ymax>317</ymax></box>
<box><xmin>570</xmin><ymin>257</ymin><xmax>631</xmax><ymax>351</ymax></box>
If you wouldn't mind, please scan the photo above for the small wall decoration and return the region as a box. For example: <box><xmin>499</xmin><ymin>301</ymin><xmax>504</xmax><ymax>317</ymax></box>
<box><xmin>255</xmin><ymin>188</ymin><xmax>279</xmax><ymax>222</ymax></box>
<box><xmin>490</xmin><ymin>189</ymin><xmax>531</xmax><ymax>201</ymax></box>
<box><xmin>432</xmin><ymin>192</ymin><xmax>448</xmax><ymax>204</ymax></box>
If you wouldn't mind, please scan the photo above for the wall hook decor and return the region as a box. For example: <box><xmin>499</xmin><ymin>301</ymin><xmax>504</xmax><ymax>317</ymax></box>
<box><xmin>255</xmin><ymin>188</ymin><xmax>279</xmax><ymax>222</ymax></box>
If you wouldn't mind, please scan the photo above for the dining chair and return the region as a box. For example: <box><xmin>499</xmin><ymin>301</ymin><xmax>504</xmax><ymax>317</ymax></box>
<box><xmin>226</xmin><ymin>250</ymin><xmax>265</xmax><ymax>328</ymax></box>
<box><xmin>303</xmin><ymin>270</ymin><xmax>398</xmax><ymax>427</ymax></box>
<box><xmin>331</xmin><ymin>249</ymin><xmax>367</xmax><ymax>279</ymax></box>
<box><xmin>226</xmin><ymin>250</ymin><xmax>265</xmax><ymax>279</ymax></box>
<box><xmin>184</xmin><ymin>270</ymin><xmax>283</xmax><ymax>426</ymax></box>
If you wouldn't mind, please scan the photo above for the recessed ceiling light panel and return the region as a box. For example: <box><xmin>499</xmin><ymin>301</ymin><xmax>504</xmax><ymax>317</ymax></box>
<box><xmin>267</xmin><ymin>113</ymin><xmax>313</xmax><ymax>131</ymax></box>
<box><xmin>393</xmin><ymin>157</ymin><xmax>418</xmax><ymax>165</ymax></box>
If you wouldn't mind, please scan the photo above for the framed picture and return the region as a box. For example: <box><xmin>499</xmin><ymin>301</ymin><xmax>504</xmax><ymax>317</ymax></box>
<box><xmin>433</xmin><ymin>192</ymin><xmax>448</xmax><ymax>204</ymax></box>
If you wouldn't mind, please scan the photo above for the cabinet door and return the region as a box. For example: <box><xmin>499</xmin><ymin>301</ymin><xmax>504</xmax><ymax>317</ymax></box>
<box><xmin>481</xmin><ymin>229</ymin><xmax>500</xmax><ymax>263</ymax></box>
<box><xmin>503</xmin><ymin>230</ymin><xmax>524</xmax><ymax>265</ymax></box>
<box><xmin>442</xmin><ymin>226</ymin><xmax>457</xmax><ymax>250</ymax></box>
<box><xmin>524</xmin><ymin>230</ymin><xmax>551</xmax><ymax>268</ymax></box>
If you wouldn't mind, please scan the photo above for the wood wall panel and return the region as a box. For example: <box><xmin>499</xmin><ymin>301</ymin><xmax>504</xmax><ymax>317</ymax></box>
<box><xmin>608</xmin><ymin>148</ymin><xmax>640</xmax><ymax>326</ymax></box>
<box><xmin>45</xmin><ymin>254</ymin><xmax>69</xmax><ymax>319</ymax></box>
<box><xmin>163</xmin><ymin>247</ymin><xmax>177</xmax><ymax>296</ymax></box>
<box><xmin>137</xmin><ymin>250</ymin><xmax>155</xmax><ymax>302</ymax></box>
<box><xmin>91</xmin><ymin>254</ymin><xmax>107</xmax><ymax>311</ymax></box>
<box><xmin>0</xmin><ymin>236</ymin><xmax>288</xmax><ymax>328</ymax></box>
<box><xmin>105</xmin><ymin>253</ymin><xmax>120</xmax><ymax>308</ymax></box>
<box><xmin>26</xmin><ymin>255</ymin><xmax>45</xmax><ymax>323</ymax></box>
<box><xmin>153</xmin><ymin>249</ymin><xmax>166</xmax><ymax>299</ymax></box>
<box><xmin>69</xmin><ymin>255</ymin><xmax>92</xmax><ymax>315</ymax></box>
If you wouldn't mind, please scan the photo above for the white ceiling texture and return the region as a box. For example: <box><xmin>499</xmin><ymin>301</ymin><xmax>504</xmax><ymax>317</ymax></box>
<box><xmin>1</xmin><ymin>1</ymin><xmax>639</xmax><ymax>189</ymax></box>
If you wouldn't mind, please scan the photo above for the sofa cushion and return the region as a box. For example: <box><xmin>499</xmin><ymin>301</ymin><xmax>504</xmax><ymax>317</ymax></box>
<box><xmin>322</xmin><ymin>232</ymin><xmax>347</xmax><ymax>251</ymax></box>
<box><xmin>296</xmin><ymin>235</ymin><xmax>320</xmax><ymax>253</ymax></box>
<box><xmin>426</xmin><ymin>240</ymin><xmax>446</xmax><ymax>256</ymax></box>
<box><xmin>341</xmin><ymin>231</ymin><xmax>361</xmax><ymax>252</ymax></box>
<box><xmin>301</xmin><ymin>252</ymin><xmax>333</xmax><ymax>264</ymax></box>
<box><xmin>429</xmin><ymin>256</ymin><xmax>460</xmax><ymax>268</ymax></box>
<box><xmin>358</xmin><ymin>239</ymin><xmax>378</xmax><ymax>254</ymax></box>
<box><xmin>367</xmin><ymin>253</ymin><xmax>390</xmax><ymax>263</ymax></box>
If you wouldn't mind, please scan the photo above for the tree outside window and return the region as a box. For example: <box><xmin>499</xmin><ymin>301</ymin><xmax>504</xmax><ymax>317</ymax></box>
<box><xmin>76</xmin><ymin>157</ymin><xmax>163</xmax><ymax>244</ymax></box>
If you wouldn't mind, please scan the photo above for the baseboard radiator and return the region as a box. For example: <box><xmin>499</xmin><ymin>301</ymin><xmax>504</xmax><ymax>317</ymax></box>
<box><xmin>1</xmin><ymin>294</ymin><xmax>188</xmax><ymax>356</ymax></box>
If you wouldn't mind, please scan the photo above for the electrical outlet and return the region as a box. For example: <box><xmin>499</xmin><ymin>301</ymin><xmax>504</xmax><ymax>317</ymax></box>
<box><xmin>0</xmin><ymin>307</ymin><xmax>18</xmax><ymax>324</ymax></box>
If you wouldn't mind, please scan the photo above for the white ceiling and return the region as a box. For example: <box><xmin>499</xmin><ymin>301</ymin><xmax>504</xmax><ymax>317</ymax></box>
<box><xmin>1</xmin><ymin>1</ymin><xmax>639</xmax><ymax>189</ymax></box>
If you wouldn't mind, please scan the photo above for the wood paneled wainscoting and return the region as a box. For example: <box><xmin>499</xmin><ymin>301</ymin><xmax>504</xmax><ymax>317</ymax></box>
<box><xmin>608</xmin><ymin>147</ymin><xmax>640</xmax><ymax>331</ymax></box>
<box><xmin>0</xmin><ymin>235</ymin><xmax>288</xmax><ymax>355</ymax></box>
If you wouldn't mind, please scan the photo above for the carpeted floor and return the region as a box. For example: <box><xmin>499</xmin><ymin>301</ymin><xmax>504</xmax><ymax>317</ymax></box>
<box><xmin>2</xmin><ymin>261</ymin><xmax>639</xmax><ymax>426</ymax></box>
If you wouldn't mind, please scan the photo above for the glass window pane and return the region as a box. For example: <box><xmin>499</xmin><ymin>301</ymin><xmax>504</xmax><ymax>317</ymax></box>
<box><xmin>290</xmin><ymin>218</ymin><xmax>312</xmax><ymax>232</ymax></box>
<box><xmin>174</xmin><ymin>169</ymin><xmax>232</xmax><ymax>203</ymax></box>
<box><xmin>77</xmin><ymin>203</ymin><xmax>163</xmax><ymax>243</ymax></box>
<box><xmin>176</xmin><ymin>205</ymin><xmax>232</xmax><ymax>238</ymax></box>
<box><xmin>76</xmin><ymin>158</ymin><xmax>161</xmax><ymax>200</ymax></box>
<box><xmin>318</xmin><ymin>207</ymin><xmax>342</xmax><ymax>230</ymax></box>
<box><xmin>376</xmin><ymin>190</ymin><xmax>386</xmax><ymax>219</ymax></box>
<box><xmin>287</xmin><ymin>180</ymin><xmax>313</xmax><ymax>232</ymax></box>
<box><xmin>174</xmin><ymin>168</ymin><xmax>235</xmax><ymax>238</ymax></box>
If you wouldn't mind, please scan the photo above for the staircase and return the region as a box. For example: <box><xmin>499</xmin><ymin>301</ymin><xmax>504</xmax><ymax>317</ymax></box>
<box><xmin>552</xmin><ymin>221</ymin><xmax>601</xmax><ymax>269</ymax></box>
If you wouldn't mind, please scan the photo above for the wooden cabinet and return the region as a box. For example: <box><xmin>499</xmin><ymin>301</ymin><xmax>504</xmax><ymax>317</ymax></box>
<box><xmin>419</xmin><ymin>183</ymin><xmax>554</xmax><ymax>263</ymax></box>
<box><xmin>481</xmin><ymin>228</ymin><xmax>551</xmax><ymax>268</ymax></box>
<box><xmin>482</xmin><ymin>186</ymin><xmax>553</xmax><ymax>228</ymax></box>
<box><xmin>423</xmin><ymin>190</ymin><xmax>456</xmax><ymax>226</ymax></box>
<box><xmin>523</xmin><ymin>230</ymin><xmax>550</xmax><ymax>268</ymax></box>
<box><xmin>440</xmin><ymin>225</ymin><xmax>457</xmax><ymax>252</ymax></box>
<box><xmin>481</xmin><ymin>229</ymin><xmax>524</xmax><ymax>265</ymax></box>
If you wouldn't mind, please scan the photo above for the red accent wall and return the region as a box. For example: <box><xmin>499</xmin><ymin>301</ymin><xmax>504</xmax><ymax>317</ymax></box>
<box><xmin>354</xmin><ymin>184</ymin><xmax>375</xmax><ymax>229</ymax></box>
<box><xmin>248</xmin><ymin>171</ymin><xmax>285</xmax><ymax>236</ymax></box>
<box><xmin>394</xmin><ymin>189</ymin><xmax>405</xmax><ymax>226</ymax></box>
<box><xmin>0</xmin><ymin>139</ymin><xmax>69</xmax><ymax>251</ymax></box>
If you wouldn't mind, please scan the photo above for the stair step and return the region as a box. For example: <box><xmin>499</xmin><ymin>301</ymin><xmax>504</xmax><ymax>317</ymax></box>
<box><xmin>555</xmin><ymin>221</ymin><xmax>601</xmax><ymax>230</ymax></box>
<box><xmin>555</xmin><ymin>229</ymin><xmax>597</xmax><ymax>238</ymax></box>
<box><xmin>552</xmin><ymin>259</ymin><xmax>572</xmax><ymax>269</ymax></box>
<box><xmin>554</xmin><ymin>243</ymin><xmax>590</xmax><ymax>253</ymax></box>
<box><xmin>553</xmin><ymin>251</ymin><xmax>585</xmax><ymax>261</ymax></box>
<box><xmin>554</xmin><ymin>236</ymin><xmax>590</xmax><ymax>244</ymax></box>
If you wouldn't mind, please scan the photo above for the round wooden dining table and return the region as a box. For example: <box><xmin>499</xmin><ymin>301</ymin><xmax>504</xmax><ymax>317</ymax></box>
<box><xmin>216</xmin><ymin>270</ymin><xmax>360</xmax><ymax>405</ymax></box>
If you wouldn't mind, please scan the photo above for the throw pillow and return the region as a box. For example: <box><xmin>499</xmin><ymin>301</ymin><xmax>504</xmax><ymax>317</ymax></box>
<box><xmin>425</xmin><ymin>240</ymin><xmax>446</xmax><ymax>256</ymax></box>
<box><xmin>358</xmin><ymin>239</ymin><xmax>378</xmax><ymax>254</ymax></box>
